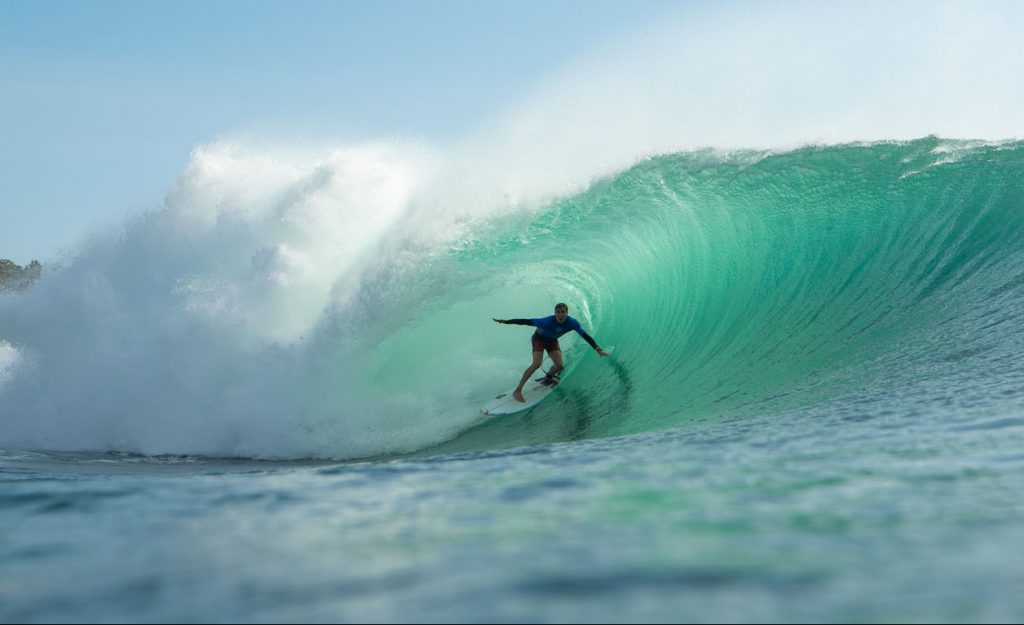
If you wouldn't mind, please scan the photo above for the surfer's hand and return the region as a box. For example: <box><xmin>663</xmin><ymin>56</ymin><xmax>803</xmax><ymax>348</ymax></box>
<box><xmin>597</xmin><ymin>349</ymin><xmax>609</xmax><ymax>357</ymax></box>
<box><xmin>493</xmin><ymin>318</ymin><xmax>507</xmax><ymax>324</ymax></box>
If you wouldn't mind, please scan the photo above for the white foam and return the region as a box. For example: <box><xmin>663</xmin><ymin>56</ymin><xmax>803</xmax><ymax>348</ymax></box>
<box><xmin>0</xmin><ymin>341</ymin><xmax>19</xmax><ymax>388</ymax></box>
<box><xmin>0</xmin><ymin>140</ymin><xmax>458</xmax><ymax>458</ymax></box>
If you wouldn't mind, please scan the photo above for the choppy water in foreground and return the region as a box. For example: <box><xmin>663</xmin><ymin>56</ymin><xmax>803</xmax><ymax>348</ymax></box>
<box><xmin>3</xmin><ymin>395</ymin><xmax>1024</xmax><ymax>622</ymax></box>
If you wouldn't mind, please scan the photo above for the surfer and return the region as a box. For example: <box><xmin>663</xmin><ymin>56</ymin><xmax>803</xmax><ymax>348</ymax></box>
<box><xmin>493</xmin><ymin>303</ymin><xmax>608</xmax><ymax>402</ymax></box>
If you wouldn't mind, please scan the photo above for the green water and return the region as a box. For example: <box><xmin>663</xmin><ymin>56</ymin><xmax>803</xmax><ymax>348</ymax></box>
<box><xmin>366</xmin><ymin>138</ymin><xmax>1024</xmax><ymax>454</ymax></box>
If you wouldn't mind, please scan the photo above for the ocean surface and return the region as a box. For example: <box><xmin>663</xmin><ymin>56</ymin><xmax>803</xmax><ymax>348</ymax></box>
<box><xmin>2</xmin><ymin>138</ymin><xmax>1024</xmax><ymax>622</ymax></box>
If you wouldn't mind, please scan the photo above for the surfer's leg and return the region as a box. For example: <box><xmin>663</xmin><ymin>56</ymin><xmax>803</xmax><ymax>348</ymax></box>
<box><xmin>514</xmin><ymin>351</ymin><xmax>544</xmax><ymax>402</ymax></box>
<box><xmin>546</xmin><ymin>350</ymin><xmax>564</xmax><ymax>381</ymax></box>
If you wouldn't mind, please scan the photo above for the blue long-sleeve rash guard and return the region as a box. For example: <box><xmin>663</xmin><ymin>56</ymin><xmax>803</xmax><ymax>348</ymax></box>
<box><xmin>506</xmin><ymin>315</ymin><xmax>601</xmax><ymax>351</ymax></box>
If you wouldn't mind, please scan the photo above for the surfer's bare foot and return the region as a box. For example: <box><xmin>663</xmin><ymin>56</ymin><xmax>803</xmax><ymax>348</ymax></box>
<box><xmin>513</xmin><ymin>390</ymin><xmax>526</xmax><ymax>402</ymax></box>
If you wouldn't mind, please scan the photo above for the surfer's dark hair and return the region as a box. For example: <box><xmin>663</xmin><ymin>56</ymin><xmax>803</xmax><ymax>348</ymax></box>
<box><xmin>555</xmin><ymin>303</ymin><xmax>569</xmax><ymax>312</ymax></box>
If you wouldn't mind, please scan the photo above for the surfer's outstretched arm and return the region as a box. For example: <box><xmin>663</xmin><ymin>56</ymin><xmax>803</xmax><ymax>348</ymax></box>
<box><xmin>582</xmin><ymin>334</ymin><xmax>610</xmax><ymax>357</ymax></box>
<box><xmin>493</xmin><ymin>318</ymin><xmax>534</xmax><ymax>326</ymax></box>
<box><xmin>573</xmin><ymin>324</ymin><xmax>610</xmax><ymax>357</ymax></box>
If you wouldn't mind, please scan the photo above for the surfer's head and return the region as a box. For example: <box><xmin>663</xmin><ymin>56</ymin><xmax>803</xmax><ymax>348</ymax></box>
<box><xmin>554</xmin><ymin>303</ymin><xmax>568</xmax><ymax>323</ymax></box>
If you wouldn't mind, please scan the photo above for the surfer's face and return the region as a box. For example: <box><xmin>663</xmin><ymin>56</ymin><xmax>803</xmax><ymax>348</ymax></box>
<box><xmin>554</xmin><ymin>306</ymin><xmax>568</xmax><ymax>323</ymax></box>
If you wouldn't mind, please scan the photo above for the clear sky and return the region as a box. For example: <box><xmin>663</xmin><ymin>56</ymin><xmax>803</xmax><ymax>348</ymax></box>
<box><xmin>0</xmin><ymin>0</ymin><xmax>683</xmax><ymax>265</ymax></box>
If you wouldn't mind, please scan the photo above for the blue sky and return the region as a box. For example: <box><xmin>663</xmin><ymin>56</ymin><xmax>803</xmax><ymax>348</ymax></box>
<box><xmin>1</xmin><ymin>0</ymin><xmax>683</xmax><ymax>265</ymax></box>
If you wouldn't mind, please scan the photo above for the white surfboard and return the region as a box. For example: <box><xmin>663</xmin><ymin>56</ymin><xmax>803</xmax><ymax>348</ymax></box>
<box><xmin>480</xmin><ymin>342</ymin><xmax>574</xmax><ymax>417</ymax></box>
<box><xmin>480</xmin><ymin>373</ymin><xmax>562</xmax><ymax>417</ymax></box>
